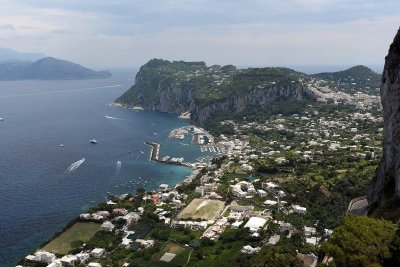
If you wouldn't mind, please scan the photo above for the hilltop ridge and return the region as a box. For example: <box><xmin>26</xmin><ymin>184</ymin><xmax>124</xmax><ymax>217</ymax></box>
<box><xmin>0</xmin><ymin>57</ymin><xmax>111</xmax><ymax>80</ymax></box>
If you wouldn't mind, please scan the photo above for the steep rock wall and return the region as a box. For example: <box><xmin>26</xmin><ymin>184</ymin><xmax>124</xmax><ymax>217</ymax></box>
<box><xmin>368</xmin><ymin>28</ymin><xmax>400</xmax><ymax>205</ymax></box>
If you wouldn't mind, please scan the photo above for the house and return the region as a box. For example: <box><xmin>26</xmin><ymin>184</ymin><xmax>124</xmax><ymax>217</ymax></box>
<box><xmin>161</xmin><ymin>193</ymin><xmax>170</xmax><ymax>201</ymax></box>
<box><xmin>123</xmin><ymin>212</ymin><xmax>140</xmax><ymax>225</ymax></box>
<box><xmin>195</xmin><ymin>186</ymin><xmax>205</xmax><ymax>196</ymax></box>
<box><xmin>264</xmin><ymin>200</ymin><xmax>277</xmax><ymax>206</ymax></box>
<box><xmin>159</xmin><ymin>184</ymin><xmax>169</xmax><ymax>191</ymax></box>
<box><xmin>241</xmin><ymin>245</ymin><xmax>261</xmax><ymax>254</ymax></box>
<box><xmin>25</xmin><ymin>251</ymin><xmax>56</xmax><ymax>264</ymax></box>
<box><xmin>305</xmin><ymin>236</ymin><xmax>321</xmax><ymax>246</ymax></box>
<box><xmin>91</xmin><ymin>248</ymin><xmax>105</xmax><ymax>258</ymax></box>
<box><xmin>47</xmin><ymin>261</ymin><xmax>62</xmax><ymax>267</ymax></box>
<box><xmin>80</xmin><ymin>213</ymin><xmax>91</xmax><ymax>220</ymax></box>
<box><xmin>303</xmin><ymin>226</ymin><xmax>316</xmax><ymax>238</ymax></box>
<box><xmin>150</xmin><ymin>193</ymin><xmax>161</xmax><ymax>204</ymax></box>
<box><xmin>279</xmin><ymin>222</ymin><xmax>293</xmax><ymax>234</ymax></box>
<box><xmin>136</xmin><ymin>239</ymin><xmax>155</xmax><ymax>248</ymax></box>
<box><xmin>231</xmin><ymin>221</ymin><xmax>243</xmax><ymax>229</ymax></box>
<box><xmin>60</xmin><ymin>255</ymin><xmax>77</xmax><ymax>267</ymax></box>
<box><xmin>112</xmin><ymin>208</ymin><xmax>128</xmax><ymax>216</ymax></box>
<box><xmin>75</xmin><ymin>252</ymin><xmax>90</xmax><ymax>263</ymax></box>
<box><xmin>95</xmin><ymin>211</ymin><xmax>110</xmax><ymax>219</ymax></box>
<box><xmin>244</xmin><ymin>217</ymin><xmax>267</xmax><ymax>232</ymax></box>
<box><xmin>257</xmin><ymin>189</ymin><xmax>267</xmax><ymax>197</ymax></box>
<box><xmin>268</xmin><ymin>234</ymin><xmax>280</xmax><ymax>245</ymax></box>
<box><xmin>292</xmin><ymin>204</ymin><xmax>307</xmax><ymax>214</ymax></box>
<box><xmin>263</xmin><ymin>182</ymin><xmax>279</xmax><ymax>191</ymax></box>
<box><xmin>101</xmin><ymin>221</ymin><xmax>115</xmax><ymax>232</ymax></box>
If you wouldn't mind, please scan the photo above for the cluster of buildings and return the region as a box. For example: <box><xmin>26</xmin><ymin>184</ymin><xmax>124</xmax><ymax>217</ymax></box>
<box><xmin>23</xmin><ymin>248</ymin><xmax>105</xmax><ymax>267</ymax></box>
<box><xmin>306</xmin><ymin>78</ymin><xmax>381</xmax><ymax>110</ymax></box>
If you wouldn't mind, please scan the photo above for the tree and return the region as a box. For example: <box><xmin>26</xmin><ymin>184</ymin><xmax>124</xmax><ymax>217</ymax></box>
<box><xmin>323</xmin><ymin>215</ymin><xmax>397</xmax><ymax>266</ymax></box>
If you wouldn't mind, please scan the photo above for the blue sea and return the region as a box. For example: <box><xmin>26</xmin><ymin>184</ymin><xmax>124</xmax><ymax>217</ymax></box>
<box><xmin>0</xmin><ymin>73</ymin><xmax>210</xmax><ymax>266</ymax></box>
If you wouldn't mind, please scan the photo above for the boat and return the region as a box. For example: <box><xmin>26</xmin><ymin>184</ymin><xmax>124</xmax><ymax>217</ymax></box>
<box><xmin>59</xmin><ymin>144</ymin><xmax>64</xmax><ymax>147</ymax></box>
<box><xmin>90</xmin><ymin>139</ymin><xmax>98</xmax><ymax>144</ymax></box>
<box><xmin>116</xmin><ymin>160</ymin><xmax>122</xmax><ymax>168</ymax></box>
<box><xmin>0</xmin><ymin>118</ymin><xmax>3</xmax><ymax>121</ymax></box>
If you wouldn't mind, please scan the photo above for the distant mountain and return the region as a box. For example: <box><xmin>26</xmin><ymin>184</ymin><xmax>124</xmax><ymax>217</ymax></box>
<box><xmin>313</xmin><ymin>65</ymin><xmax>381</xmax><ymax>95</ymax></box>
<box><xmin>0</xmin><ymin>57</ymin><xmax>111</xmax><ymax>80</ymax></box>
<box><xmin>0</xmin><ymin>47</ymin><xmax>46</xmax><ymax>62</ymax></box>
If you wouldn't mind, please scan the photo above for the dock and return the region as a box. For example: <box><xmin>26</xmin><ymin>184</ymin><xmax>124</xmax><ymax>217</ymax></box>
<box><xmin>145</xmin><ymin>141</ymin><xmax>160</xmax><ymax>161</ymax></box>
<box><xmin>146</xmin><ymin>141</ymin><xmax>192</xmax><ymax>168</ymax></box>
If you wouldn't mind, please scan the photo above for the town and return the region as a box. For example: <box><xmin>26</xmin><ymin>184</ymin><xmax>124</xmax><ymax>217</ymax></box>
<box><xmin>19</xmin><ymin>89</ymin><xmax>383</xmax><ymax>267</ymax></box>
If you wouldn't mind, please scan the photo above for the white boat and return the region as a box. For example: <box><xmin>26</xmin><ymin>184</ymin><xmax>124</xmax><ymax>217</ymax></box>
<box><xmin>59</xmin><ymin>144</ymin><xmax>64</xmax><ymax>147</ymax></box>
<box><xmin>116</xmin><ymin>160</ymin><xmax>122</xmax><ymax>168</ymax></box>
<box><xmin>0</xmin><ymin>118</ymin><xmax>3</xmax><ymax>121</ymax></box>
<box><xmin>90</xmin><ymin>139</ymin><xmax>97</xmax><ymax>144</ymax></box>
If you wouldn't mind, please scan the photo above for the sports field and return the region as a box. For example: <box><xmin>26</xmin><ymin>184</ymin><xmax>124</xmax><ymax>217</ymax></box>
<box><xmin>43</xmin><ymin>222</ymin><xmax>100</xmax><ymax>255</ymax></box>
<box><xmin>177</xmin><ymin>198</ymin><xmax>225</xmax><ymax>220</ymax></box>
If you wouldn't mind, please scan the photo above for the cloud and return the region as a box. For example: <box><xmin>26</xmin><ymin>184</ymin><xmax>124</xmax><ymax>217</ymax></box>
<box><xmin>0</xmin><ymin>0</ymin><xmax>398</xmax><ymax>68</ymax></box>
<box><xmin>0</xmin><ymin>24</ymin><xmax>15</xmax><ymax>30</ymax></box>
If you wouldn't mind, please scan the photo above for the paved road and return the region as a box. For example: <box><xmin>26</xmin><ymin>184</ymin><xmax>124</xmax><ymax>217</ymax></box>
<box><xmin>348</xmin><ymin>197</ymin><xmax>368</xmax><ymax>216</ymax></box>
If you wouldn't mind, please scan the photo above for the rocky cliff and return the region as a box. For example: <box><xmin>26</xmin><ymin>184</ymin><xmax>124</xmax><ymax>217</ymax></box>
<box><xmin>115</xmin><ymin>59</ymin><xmax>309</xmax><ymax>126</ymax></box>
<box><xmin>368</xmin><ymin>28</ymin><xmax>400</xmax><ymax>216</ymax></box>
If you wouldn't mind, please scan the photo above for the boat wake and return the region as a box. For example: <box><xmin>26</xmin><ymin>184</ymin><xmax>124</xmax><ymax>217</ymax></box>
<box><xmin>105</xmin><ymin>115</ymin><xmax>126</xmax><ymax>121</ymax></box>
<box><xmin>66</xmin><ymin>158</ymin><xmax>85</xmax><ymax>172</ymax></box>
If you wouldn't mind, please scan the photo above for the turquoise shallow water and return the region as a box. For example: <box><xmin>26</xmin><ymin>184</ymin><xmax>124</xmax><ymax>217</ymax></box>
<box><xmin>0</xmin><ymin>74</ymin><xmax>211</xmax><ymax>266</ymax></box>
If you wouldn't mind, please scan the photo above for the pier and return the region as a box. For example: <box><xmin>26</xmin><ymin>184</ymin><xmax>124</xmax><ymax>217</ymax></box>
<box><xmin>145</xmin><ymin>141</ymin><xmax>160</xmax><ymax>161</ymax></box>
<box><xmin>146</xmin><ymin>141</ymin><xmax>192</xmax><ymax>168</ymax></box>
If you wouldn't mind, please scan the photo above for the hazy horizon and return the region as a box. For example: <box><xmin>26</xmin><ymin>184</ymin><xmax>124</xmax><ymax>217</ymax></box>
<box><xmin>0</xmin><ymin>1</ymin><xmax>398</xmax><ymax>69</ymax></box>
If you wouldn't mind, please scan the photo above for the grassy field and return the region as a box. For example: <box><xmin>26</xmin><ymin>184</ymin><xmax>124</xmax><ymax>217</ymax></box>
<box><xmin>43</xmin><ymin>222</ymin><xmax>100</xmax><ymax>255</ymax></box>
<box><xmin>178</xmin><ymin>198</ymin><xmax>225</xmax><ymax>220</ymax></box>
<box><xmin>152</xmin><ymin>242</ymin><xmax>191</xmax><ymax>265</ymax></box>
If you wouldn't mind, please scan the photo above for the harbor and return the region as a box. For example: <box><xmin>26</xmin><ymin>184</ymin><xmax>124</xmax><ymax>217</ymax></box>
<box><xmin>145</xmin><ymin>141</ymin><xmax>191</xmax><ymax>167</ymax></box>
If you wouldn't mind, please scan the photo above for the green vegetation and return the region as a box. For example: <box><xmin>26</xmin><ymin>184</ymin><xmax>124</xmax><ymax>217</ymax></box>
<box><xmin>313</xmin><ymin>65</ymin><xmax>381</xmax><ymax>95</ymax></box>
<box><xmin>42</xmin><ymin>222</ymin><xmax>100</xmax><ymax>255</ymax></box>
<box><xmin>323</xmin><ymin>215</ymin><xmax>397</xmax><ymax>266</ymax></box>
<box><xmin>116</xmin><ymin>59</ymin><xmax>309</xmax><ymax>112</ymax></box>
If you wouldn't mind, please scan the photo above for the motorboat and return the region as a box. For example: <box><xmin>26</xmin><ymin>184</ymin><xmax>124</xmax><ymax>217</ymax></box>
<box><xmin>90</xmin><ymin>139</ymin><xmax>98</xmax><ymax>144</ymax></box>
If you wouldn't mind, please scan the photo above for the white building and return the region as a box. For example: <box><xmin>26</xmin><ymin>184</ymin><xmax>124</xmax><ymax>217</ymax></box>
<box><xmin>244</xmin><ymin>217</ymin><xmax>267</xmax><ymax>232</ymax></box>
<box><xmin>292</xmin><ymin>205</ymin><xmax>307</xmax><ymax>214</ymax></box>
<box><xmin>241</xmin><ymin>245</ymin><xmax>261</xmax><ymax>254</ymax></box>
<box><xmin>257</xmin><ymin>189</ymin><xmax>267</xmax><ymax>197</ymax></box>
<box><xmin>100</xmin><ymin>221</ymin><xmax>115</xmax><ymax>232</ymax></box>
<box><xmin>268</xmin><ymin>235</ymin><xmax>280</xmax><ymax>245</ymax></box>
<box><xmin>91</xmin><ymin>248</ymin><xmax>105</xmax><ymax>258</ymax></box>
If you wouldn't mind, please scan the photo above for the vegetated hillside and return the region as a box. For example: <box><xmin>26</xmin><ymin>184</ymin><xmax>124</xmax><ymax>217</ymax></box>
<box><xmin>313</xmin><ymin>65</ymin><xmax>381</xmax><ymax>95</ymax></box>
<box><xmin>0</xmin><ymin>57</ymin><xmax>112</xmax><ymax>80</ymax></box>
<box><xmin>115</xmin><ymin>59</ymin><xmax>310</xmax><ymax>126</ymax></box>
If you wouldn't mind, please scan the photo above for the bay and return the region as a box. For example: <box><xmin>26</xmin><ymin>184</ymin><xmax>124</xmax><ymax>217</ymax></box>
<box><xmin>0</xmin><ymin>73</ymin><xmax>207</xmax><ymax>266</ymax></box>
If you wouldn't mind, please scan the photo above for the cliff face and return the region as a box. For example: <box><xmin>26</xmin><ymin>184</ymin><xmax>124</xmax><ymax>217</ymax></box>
<box><xmin>368</xmin><ymin>29</ymin><xmax>400</xmax><ymax>209</ymax></box>
<box><xmin>190</xmin><ymin>83</ymin><xmax>305</xmax><ymax>125</ymax></box>
<box><xmin>116</xmin><ymin>59</ymin><xmax>309</xmax><ymax>126</ymax></box>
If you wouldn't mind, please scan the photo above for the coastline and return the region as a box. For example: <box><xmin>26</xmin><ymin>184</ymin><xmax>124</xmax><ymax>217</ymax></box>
<box><xmin>18</xmin><ymin>113</ymin><xmax>216</xmax><ymax>264</ymax></box>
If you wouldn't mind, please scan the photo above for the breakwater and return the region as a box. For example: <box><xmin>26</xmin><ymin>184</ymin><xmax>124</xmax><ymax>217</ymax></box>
<box><xmin>145</xmin><ymin>141</ymin><xmax>191</xmax><ymax>167</ymax></box>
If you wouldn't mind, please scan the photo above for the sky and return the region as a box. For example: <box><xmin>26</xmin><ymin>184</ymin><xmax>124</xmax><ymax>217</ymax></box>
<box><xmin>0</xmin><ymin>0</ymin><xmax>399</xmax><ymax>70</ymax></box>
